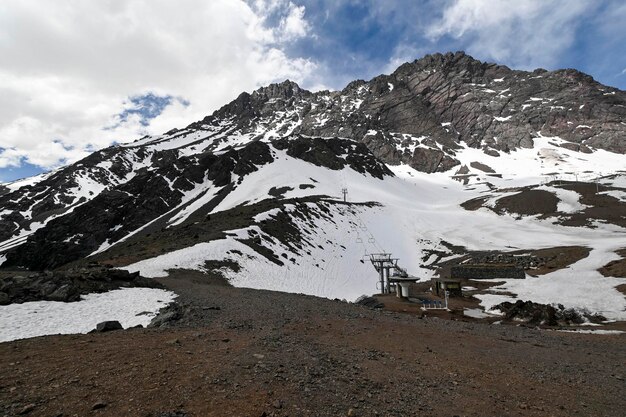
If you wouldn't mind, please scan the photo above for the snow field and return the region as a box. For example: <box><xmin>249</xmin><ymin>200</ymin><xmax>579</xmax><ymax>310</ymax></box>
<box><xmin>0</xmin><ymin>288</ymin><xmax>176</xmax><ymax>343</ymax></box>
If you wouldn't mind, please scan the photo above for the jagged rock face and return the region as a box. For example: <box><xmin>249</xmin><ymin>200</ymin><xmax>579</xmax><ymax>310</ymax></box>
<box><xmin>187</xmin><ymin>51</ymin><xmax>625</xmax><ymax>173</ymax></box>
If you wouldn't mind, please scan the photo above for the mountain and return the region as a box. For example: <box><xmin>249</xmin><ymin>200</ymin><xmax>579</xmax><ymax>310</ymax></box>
<box><xmin>1</xmin><ymin>51</ymin><xmax>625</xmax><ymax>319</ymax></box>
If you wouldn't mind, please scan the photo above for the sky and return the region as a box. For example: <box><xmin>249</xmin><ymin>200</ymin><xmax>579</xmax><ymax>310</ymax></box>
<box><xmin>0</xmin><ymin>0</ymin><xmax>625</xmax><ymax>182</ymax></box>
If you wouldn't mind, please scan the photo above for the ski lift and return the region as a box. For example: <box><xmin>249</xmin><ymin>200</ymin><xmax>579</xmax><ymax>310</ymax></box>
<box><xmin>368</xmin><ymin>237</ymin><xmax>376</xmax><ymax>243</ymax></box>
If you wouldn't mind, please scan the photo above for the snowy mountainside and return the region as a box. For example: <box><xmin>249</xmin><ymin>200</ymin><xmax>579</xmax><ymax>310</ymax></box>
<box><xmin>1</xmin><ymin>136</ymin><xmax>391</xmax><ymax>270</ymax></box>
<box><xmin>0</xmin><ymin>52</ymin><xmax>625</xmax><ymax>320</ymax></box>
<box><xmin>114</xmin><ymin>141</ymin><xmax>626</xmax><ymax>319</ymax></box>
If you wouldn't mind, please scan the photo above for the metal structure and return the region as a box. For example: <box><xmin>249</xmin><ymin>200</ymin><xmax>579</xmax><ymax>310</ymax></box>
<box><xmin>368</xmin><ymin>253</ymin><xmax>408</xmax><ymax>294</ymax></box>
<box><xmin>341</xmin><ymin>188</ymin><xmax>348</xmax><ymax>202</ymax></box>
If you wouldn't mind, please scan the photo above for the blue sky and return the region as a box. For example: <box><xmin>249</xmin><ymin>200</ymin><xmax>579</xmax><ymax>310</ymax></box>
<box><xmin>0</xmin><ymin>0</ymin><xmax>624</xmax><ymax>183</ymax></box>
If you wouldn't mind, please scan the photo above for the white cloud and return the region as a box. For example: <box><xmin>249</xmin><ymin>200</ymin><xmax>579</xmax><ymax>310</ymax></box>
<box><xmin>427</xmin><ymin>0</ymin><xmax>594</xmax><ymax>70</ymax></box>
<box><xmin>0</xmin><ymin>0</ymin><xmax>316</xmax><ymax>170</ymax></box>
<box><xmin>279</xmin><ymin>3</ymin><xmax>310</xmax><ymax>41</ymax></box>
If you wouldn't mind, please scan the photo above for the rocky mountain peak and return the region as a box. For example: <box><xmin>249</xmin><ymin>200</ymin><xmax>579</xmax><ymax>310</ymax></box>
<box><xmin>393</xmin><ymin>51</ymin><xmax>507</xmax><ymax>79</ymax></box>
<box><xmin>209</xmin><ymin>80</ymin><xmax>310</xmax><ymax>122</ymax></box>
<box><xmin>252</xmin><ymin>79</ymin><xmax>309</xmax><ymax>100</ymax></box>
<box><xmin>191</xmin><ymin>51</ymin><xmax>625</xmax><ymax>175</ymax></box>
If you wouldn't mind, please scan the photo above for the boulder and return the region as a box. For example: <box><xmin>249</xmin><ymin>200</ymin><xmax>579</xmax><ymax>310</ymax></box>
<box><xmin>94</xmin><ymin>321</ymin><xmax>123</xmax><ymax>332</ymax></box>
<box><xmin>149</xmin><ymin>303</ymin><xmax>184</xmax><ymax>328</ymax></box>
<box><xmin>47</xmin><ymin>284</ymin><xmax>81</xmax><ymax>302</ymax></box>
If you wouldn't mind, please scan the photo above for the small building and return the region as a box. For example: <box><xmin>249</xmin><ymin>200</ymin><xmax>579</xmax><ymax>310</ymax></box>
<box><xmin>432</xmin><ymin>277</ymin><xmax>462</xmax><ymax>297</ymax></box>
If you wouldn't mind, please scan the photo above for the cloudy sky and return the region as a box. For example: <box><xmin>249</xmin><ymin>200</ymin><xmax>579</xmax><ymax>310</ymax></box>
<box><xmin>1</xmin><ymin>0</ymin><xmax>625</xmax><ymax>182</ymax></box>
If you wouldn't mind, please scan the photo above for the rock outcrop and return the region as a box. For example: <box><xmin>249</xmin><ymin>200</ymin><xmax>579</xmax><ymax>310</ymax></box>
<box><xmin>492</xmin><ymin>300</ymin><xmax>607</xmax><ymax>326</ymax></box>
<box><xmin>0</xmin><ymin>265</ymin><xmax>161</xmax><ymax>304</ymax></box>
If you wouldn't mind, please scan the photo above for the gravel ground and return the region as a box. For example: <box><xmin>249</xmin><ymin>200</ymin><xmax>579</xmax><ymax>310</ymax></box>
<box><xmin>0</xmin><ymin>271</ymin><xmax>624</xmax><ymax>417</ymax></box>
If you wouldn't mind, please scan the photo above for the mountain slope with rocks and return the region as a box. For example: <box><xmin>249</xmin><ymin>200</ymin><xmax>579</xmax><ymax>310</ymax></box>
<box><xmin>1</xmin><ymin>52</ymin><xmax>625</xmax><ymax>328</ymax></box>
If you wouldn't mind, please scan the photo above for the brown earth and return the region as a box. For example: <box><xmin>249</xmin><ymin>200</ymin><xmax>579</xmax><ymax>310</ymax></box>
<box><xmin>462</xmin><ymin>180</ymin><xmax>626</xmax><ymax>228</ymax></box>
<box><xmin>1</xmin><ymin>273</ymin><xmax>625</xmax><ymax>417</ymax></box>
<box><xmin>599</xmin><ymin>248</ymin><xmax>626</xmax><ymax>278</ymax></box>
<box><xmin>493</xmin><ymin>189</ymin><xmax>559</xmax><ymax>217</ymax></box>
<box><xmin>523</xmin><ymin>246</ymin><xmax>591</xmax><ymax>276</ymax></box>
<box><xmin>557</xmin><ymin>182</ymin><xmax>626</xmax><ymax>228</ymax></box>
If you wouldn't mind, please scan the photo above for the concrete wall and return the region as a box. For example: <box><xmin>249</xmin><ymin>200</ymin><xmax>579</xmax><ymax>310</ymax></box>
<box><xmin>451</xmin><ymin>265</ymin><xmax>525</xmax><ymax>280</ymax></box>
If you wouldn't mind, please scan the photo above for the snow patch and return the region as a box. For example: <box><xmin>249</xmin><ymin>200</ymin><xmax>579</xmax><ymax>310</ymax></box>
<box><xmin>536</xmin><ymin>185</ymin><xmax>587</xmax><ymax>213</ymax></box>
<box><xmin>599</xmin><ymin>190</ymin><xmax>626</xmax><ymax>202</ymax></box>
<box><xmin>0</xmin><ymin>288</ymin><xmax>177</xmax><ymax>343</ymax></box>
<box><xmin>254</xmin><ymin>208</ymin><xmax>283</xmax><ymax>222</ymax></box>
<box><xmin>464</xmin><ymin>308</ymin><xmax>494</xmax><ymax>319</ymax></box>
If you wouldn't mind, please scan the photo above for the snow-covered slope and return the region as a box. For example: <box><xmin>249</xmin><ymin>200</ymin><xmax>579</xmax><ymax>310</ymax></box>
<box><xmin>120</xmin><ymin>141</ymin><xmax>626</xmax><ymax>320</ymax></box>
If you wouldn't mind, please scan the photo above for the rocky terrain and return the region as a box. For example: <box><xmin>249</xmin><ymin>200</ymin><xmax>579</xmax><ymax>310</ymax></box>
<box><xmin>461</xmin><ymin>177</ymin><xmax>626</xmax><ymax>228</ymax></box>
<box><xmin>491</xmin><ymin>300</ymin><xmax>607</xmax><ymax>326</ymax></box>
<box><xmin>0</xmin><ymin>266</ymin><xmax>161</xmax><ymax>305</ymax></box>
<box><xmin>1</xmin><ymin>273</ymin><xmax>624</xmax><ymax>417</ymax></box>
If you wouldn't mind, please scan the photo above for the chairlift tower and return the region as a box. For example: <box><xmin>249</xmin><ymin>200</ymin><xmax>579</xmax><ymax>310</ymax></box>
<box><xmin>341</xmin><ymin>188</ymin><xmax>348</xmax><ymax>202</ymax></box>
<box><xmin>368</xmin><ymin>253</ymin><xmax>401</xmax><ymax>294</ymax></box>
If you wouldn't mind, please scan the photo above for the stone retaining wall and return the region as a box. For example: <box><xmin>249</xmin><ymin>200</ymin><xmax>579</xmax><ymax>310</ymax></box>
<box><xmin>451</xmin><ymin>265</ymin><xmax>525</xmax><ymax>280</ymax></box>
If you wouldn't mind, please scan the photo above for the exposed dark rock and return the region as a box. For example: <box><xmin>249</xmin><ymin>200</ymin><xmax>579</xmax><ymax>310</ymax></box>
<box><xmin>470</xmin><ymin>161</ymin><xmax>495</xmax><ymax>173</ymax></box>
<box><xmin>149</xmin><ymin>303</ymin><xmax>185</xmax><ymax>328</ymax></box>
<box><xmin>94</xmin><ymin>321</ymin><xmax>123</xmax><ymax>332</ymax></box>
<box><xmin>272</xmin><ymin>136</ymin><xmax>393</xmax><ymax>179</ymax></box>
<box><xmin>150</xmin><ymin>411</ymin><xmax>189</xmax><ymax>417</ymax></box>
<box><xmin>494</xmin><ymin>189</ymin><xmax>559</xmax><ymax>216</ymax></box>
<box><xmin>268</xmin><ymin>186</ymin><xmax>294</xmax><ymax>198</ymax></box>
<box><xmin>493</xmin><ymin>300</ymin><xmax>607</xmax><ymax>326</ymax></box>
<box><xmin>91</xmin><ymin>401</ymin><xmax>107</xmax><ymax>410</ymax></box>
<box><xmin>0</xmin><ymin>266</ymin><xmax>162</xmax><ymax>304</ymax></box>
<box><xmin>455</xmin><ymin>165</ymin><xmax>470</xmax><ymax>175</ymax></box>
<box><xmin>355</xmin><ymin>296</ymin><xmax>384</xmax><ymax>309</ymax></box>
<box><xmin>451</xmin><ymin>265</ymin><xmax>525</xmax><ymax>279</ymax></box>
